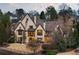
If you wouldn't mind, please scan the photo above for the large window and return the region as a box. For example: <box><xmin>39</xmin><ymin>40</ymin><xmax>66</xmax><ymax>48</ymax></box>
<box><xmin>29</xmin><ymin>37</ymin><xmax>34</xmax><ymax>43</ymax></box>
<box><xmin>28</xmin><ymin>32</ymin><xmax>35</xmax><ymax>36</ymax></box>
<box><xmin>18</xmin><ymin>30</ymin><xmax>22</xmax><ymax>35</ymax></box>
<box><xmin>37</xmin><ymin>30</ymin><xmax>43</xmax><ymax>35</ymax></box>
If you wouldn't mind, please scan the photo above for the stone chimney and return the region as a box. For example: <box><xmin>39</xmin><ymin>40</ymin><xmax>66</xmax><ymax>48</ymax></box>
<box><xmin>34</xmin><ymin>16</ymin><xmax>36</xmax><ymax>24</ymax></box>
<box><xmin>43</xmin><ymin>22</ymin><xmax>46</xmax><ymax>30</ymax></box>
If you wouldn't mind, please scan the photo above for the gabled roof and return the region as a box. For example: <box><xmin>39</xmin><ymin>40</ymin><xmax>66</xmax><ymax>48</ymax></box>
<box><xmin>28</xmin><ymin>28</ymin><xmax>35</xmax><ymax>32</ymax></box>
<box><xmin>20</xmin><ymin>14</ymin><xmax>33</xmax><ymax>22</ymax></box>
<box><xmin>36</xmin><ymin>19</ymin><xmax>44</xmax><ymax>27</ymax></box>
<box><xmin>14</xmin><ymin>22</ymin><xmax>25</xmax><ymax>31</ymax></box>
<box><xmin>35</xmin><ymin>24</ymin><xmax>45</xmax><ymax>31</ymax></box>
<box><xmin>20</xmin><ymin>13</ymin><xmax>36</xmax><ymax>25</ymax></box>
<box><xmin>12</xmin><ymin>19</ymin><xmax>19</xmax><ymax>23</ymax></box>
<box><xmin>17</xmin><ymin>29</ymin><xmax>24</xmax><ymax>31</ymax></box>
<box><xmin>45</xmin><ymin>20</ymin><xmax>64</xmax><ymax>32</ymax></box>
<box><xmin>13</xmin><ymin>14</ymin><xmax>37</xmax><ymax>31</ymax></box>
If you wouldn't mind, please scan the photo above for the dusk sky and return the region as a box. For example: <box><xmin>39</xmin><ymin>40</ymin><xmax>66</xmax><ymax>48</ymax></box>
<box><xmin>0</xmin><ymin>3</ymin><xmax>79</xmax><ymax>13</ymax></box>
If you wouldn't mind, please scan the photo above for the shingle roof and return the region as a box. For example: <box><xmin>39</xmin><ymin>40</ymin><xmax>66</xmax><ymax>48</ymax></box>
<box><xmin>12</xmin><ymin>13</ymin><xmax>72</xmax><ymax>33</ymax></box>
<box><xmin>45</xmin><ymin>20</ymin><xmax>64</xmax><ymax>32</ymax></box>
<box><xmin>36</xmin><ymin>19</ymin><xmax>66</xmax><ymax>32</ymax></box>
<box><xmin>20</xmin><ymin>14</ymin><xmax>34</xmax><ymax>21</ymax></box>
<box><xmin>12</xmin><ymin>19</ymin><xmax>19</xmax><ymax>23</ymax></box>
<box><xmin>36</xmin><ymin>19</ymin><xmax>44</xmax><ymax>26</ymax></box>
<box><xmin>13</xmin><ymin>21</ymin><xmax>25</xmax><ymax>31</ymax></box>
<box><xmin>12</xmin><ymin>14</ymin><xmax>35</xmax><ymax>31</ymax></box>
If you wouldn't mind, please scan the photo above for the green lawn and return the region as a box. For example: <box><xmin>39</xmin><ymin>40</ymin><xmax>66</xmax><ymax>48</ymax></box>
<box><xmin>42</xmin><ymin>50</ymin><xmax>58</xmax><ymax>55</ymax></box>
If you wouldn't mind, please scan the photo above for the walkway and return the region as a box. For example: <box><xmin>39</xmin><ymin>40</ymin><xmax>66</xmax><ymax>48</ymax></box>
<box><xmin>57</xmin><ymin>50</ymin><xmax>77</xmax><ymax>55</ymax></box>
<box><xmin>0</xmin><ymin>47</ymin><xmax>21</xmax><ymax>55</ymax></box>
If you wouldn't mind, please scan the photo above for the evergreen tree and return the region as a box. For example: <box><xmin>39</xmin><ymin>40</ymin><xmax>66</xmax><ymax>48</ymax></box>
<box><xmin>0</xmin><ymin>23</ymin><xmax>7</xmax><ymax>45</ymax></box>
<box><xmin>40</xmin><ymin>11</ymin><xmax>45</xmax><ymax>19</ymax></box>
<box><xmin>0</xmin><ymin>10</ymin><xmax>10</xmax><ymax>45</ymax></box>
<box><xmin>16</xmin><ymin>8</ymin><xmax>25</xmax><ymax>19</ymax></box>
<box><xmin>59</xmin><ymin>4</ymin><xmax>73</xmax><ymax>22</ymax></box>
<box><xmin>0</xmin><ymin>9</ymin><xmax>3</xmax><ymax>15</ymax></box>
<box><xmin>46</xmin><ymin>6</ymin><xmax>58</xmax><ymax>20</ymax></box>
<box><xmin>73</xmin><ymin>22</ymin><xmax>79</xmax><ymax>47</ymax></box>
<box><xmin>54</xmin><ymin>26</ymin><xmax>67</xmax><ymax>51</ymax></box>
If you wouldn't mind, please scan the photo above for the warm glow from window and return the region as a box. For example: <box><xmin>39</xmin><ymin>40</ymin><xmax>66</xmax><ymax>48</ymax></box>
<box><xmin>28</xmin><ymin>32</ymin><xmax>35</xmax><ymax>36</ymax></box>
<box><xmin>37</xmin><ymin>30</ymin><xmax>42</xmax><ymax>35</ymax></box>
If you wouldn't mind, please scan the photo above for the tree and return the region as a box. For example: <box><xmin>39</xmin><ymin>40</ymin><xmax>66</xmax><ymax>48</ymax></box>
<box><xmin>0</xmin><ymin>9</ymin><xmax>3</xmax><ymax>15</ymax></box>
<box><xmin>1</xmin><ymin>13</ymin><xmax>11</xmax><ymax>37</ymax></box>
<box><xmin>54</xmin><ymin>26</ymin><xmax>67</xmax><ymax>51</ymax></box>
<box><xmin>57</xmin><ymin>38</ymin><xmax>66</xmax><ymax>52</ymax></box>
<box><xmin>55</xmin><ymin>32</ymin><xmax>66</xmax><ymax>52</ymax></box>
<box><xmin>6</xmin><ymin>11</ymin><xmax>13</xmax><ymax>16</ymax></box>
<box><xmin>59</xmin><ymin>3</ymin><xmax>69</xmax><ymax>10</ymax></box>
<box><xmin>0</xmin><ymin>10</ymin><xmax>10</xmax><ymax>45</ymax></box>
<box><xmin>16</xmin><ymin>8</ymin><xmax>25</xmax><ymax>19</ymax></box>
<box><xmin>0</xmin><ymin>23</ymin><xmax>7</xmax><ymax>45</ymax></box>
<box><xmin>1</xmin><ymin>14</ymin><xmax>10</xmax><ymax>27</ymax></box>
<box><xmin>73</xmin><ymin>22</ymin><xmax>79</xmax><ymax>47</ymax></box>
<box><xmin>40</xmin><ymin>11</ymin><xmax>45</xmax><ymax>19</ymax></box>
<box><xmin>46</xmin><ymin>6</ymin><xmax>58</xmax><ymax>20</ymax></box>
<box><xmin>59</xmin><ymin>4</ymin><xmax>73</xmax><ymax>22</ymax></box>
<box><xmin>29</xmin><ymin>10</ymin><xmax>39</xmax><ymax>16</ymax></box>
<box><xmin>66</xmin><ymin>30</ymin><xmax>76</xmax><ymax>48</ymax></box>
<box><xmin>0</xmin><ymin>9</ymin><xmax>3</xmax><ymax>22</ymax></box>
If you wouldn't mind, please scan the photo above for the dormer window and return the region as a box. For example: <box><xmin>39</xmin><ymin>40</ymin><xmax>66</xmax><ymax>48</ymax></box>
<box><xmin>29</xmin><ymin>25</ymin><xmax>33</xmax><ymax>28</ymax></box>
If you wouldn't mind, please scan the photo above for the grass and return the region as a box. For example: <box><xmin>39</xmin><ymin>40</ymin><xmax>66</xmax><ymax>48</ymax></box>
<box><xmin>42</xmin><ymin>50</ymin><xmax>58</xmax><ymax>55</ymax></box>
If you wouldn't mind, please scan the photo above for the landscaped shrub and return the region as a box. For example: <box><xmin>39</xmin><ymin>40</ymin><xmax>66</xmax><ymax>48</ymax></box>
<box><xmin>42</xmin><ymin>44</ymin><xmax>55</xmax><ymax>50</ymax></box>
<box><xmin>57</xmin><ymin>40</ymin><xmax>66</xmax><ymax>52</ymax></box>
<box><xmin>8</xmin><ymin>37</ymin><xmax>15</xmax><ymax>43</ymax></box>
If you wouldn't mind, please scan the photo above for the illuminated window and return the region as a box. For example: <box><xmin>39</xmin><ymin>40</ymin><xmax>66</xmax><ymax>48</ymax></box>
<box><xmin>37</xmin><ymin>38</ymin><xmax>42</xmax><ymax>42</ymax></box>
<box><xmin>28</xmin><ymin>32</ymin><xmax>35</xmax><ymax>36</ymax></box>
<box><xmin>37</xmin><ymin>38</ymin><xmax>42</xmax><ymax>41</ymax></box>
<box><xmin>29</xmin><ymin>38</ymin><xmax>32</xmax><ymax>40</ymax></box>
<box><xmin>37</xmin><ymin>30</ymin><xmax>42</xmax><ymax>35</ymax></box>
